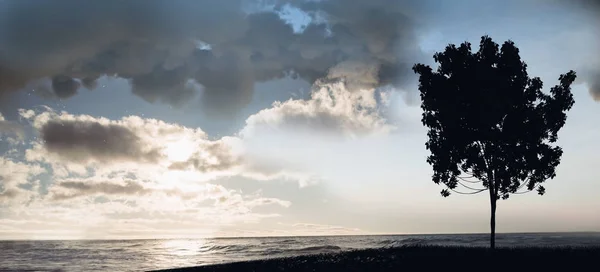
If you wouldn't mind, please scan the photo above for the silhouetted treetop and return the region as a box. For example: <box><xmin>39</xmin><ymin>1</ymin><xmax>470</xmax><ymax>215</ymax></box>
<box><xmin>413</xmin><ymin>35</ymin><xmax>575</xmax><ymax>200</ymax></box>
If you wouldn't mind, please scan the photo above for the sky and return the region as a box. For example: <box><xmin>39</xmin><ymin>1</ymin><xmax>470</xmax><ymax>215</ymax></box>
<box><xmin>0</xmin><ymin>0</ymin><xmax>599</xmax><ymax>240</ymax></box>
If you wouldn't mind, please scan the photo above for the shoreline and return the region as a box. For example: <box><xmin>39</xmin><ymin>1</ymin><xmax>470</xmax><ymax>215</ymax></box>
<box><xmin>152</xmin><ymin>245</ymin><xmax>600</xmax><ymax>272</ymax></box>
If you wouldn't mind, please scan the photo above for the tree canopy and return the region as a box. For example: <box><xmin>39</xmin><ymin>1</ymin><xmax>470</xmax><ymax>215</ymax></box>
<box><xmin>413</xmin><ymin>36</ymin><xmax>576</xmax><ymax>201</ymax></box>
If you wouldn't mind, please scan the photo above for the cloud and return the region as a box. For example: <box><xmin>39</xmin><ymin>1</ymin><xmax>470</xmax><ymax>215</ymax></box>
<box><xmin>49</xmin><ymin>179</ymin><xmax>152</xmax><ymax>201</ymax></box>
<box><xmin>0</xmin><ymin>157</ymin><xmax>45</xmax><ymax>203</ymax></box>
<box><xmin>587</xmin><ymin>72</ymin><xmax>600</xmax><ymax>101</ymax></box>
<box><xmin>538</xmin><ymin>0</ymin><xmax>600</xmax><ymax>101</ymax></box>
<box><xmin>22</xmin><ymin>110</ymin><xmax>166</xmax><ymax>164</ymax></box>
<box><xmin>246</xmin><ymin>197</ymin><xmax>293</xmax><ymax>209</ymax></box>
<box><xmin>51</xmin><ymin>75</ymin><xmax>81</xmax><ymax>98</ymax></box>
<box><xmin>0</xmin><ymin>112</ymin><xmax>25</xmax><ymax>140</ymax></box>
<box><xmin>560</xmin><ymin>0</ymin><xmax>600</xmax><ymax>12</ymax></box>
<box><xmin>0</xmin><ymin>148</ymin><xmax>293</xmax><ymax>240</ymax></box>
<box><xmin>1</xmin><ymin>182</ymin><xmax>293</xmax><ymax>239</ymax></box>
<box><xmin>38</xmin><ymin>118</ymin><xmax>163</xmax><ymax>164</ymax></box>
<box><xmin>46</xmin><ymin>174</ymin><xmax>221</xmax><ymax>201</ymax></box>
<box><xmin>46</xmin><ymin>175</ymin><xmax>293</xmax><ymax>213</ymax></box>
<box><xmin>0</xmin><ymin>0</ymin><xmax>423</xmax><ymax>115</ymax></box>
<box><xmin>237</xmin><ymin>54</ymin><xmax>399</xmax><ymax>140</ymax></box>
<box><xmin>232</xmin><ymin>63</ymin><xmax>399</xmax><ymax>185</ymax></box>
<box><xmin>23</xmin><ymin>109</ymin><xmax>201</xmax><ymax>166</ymax></box>
<box><xmin>241</xmin><ymin>78</ymin><xmax>393</xmax><ymax>139</ymax></box>
<box><xmin>167</xmin><ymin>140</ymin><xmax>242</xmax><ymax>173</ymax></box>
<box><xmin>21</xmin><ymin>108</ymin><xmax>316</xmax><ymax>186</ymax></box>
<box><xmin>569</xmin><ymin>0</ymin><xmax>600</xmax><ymax>102</ymax></box>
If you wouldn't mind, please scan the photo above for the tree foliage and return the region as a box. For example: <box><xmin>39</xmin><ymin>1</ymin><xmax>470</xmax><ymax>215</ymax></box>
<box><xmin>413</xmin><ymin>36</ymin><xmax>576</xmax><ymax>200</ymax></box>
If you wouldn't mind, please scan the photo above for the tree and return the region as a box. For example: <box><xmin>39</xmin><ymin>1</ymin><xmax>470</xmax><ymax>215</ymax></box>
<box><xmin>412</xmin><ymin>36</ymin><xmax>576</xmax><ymax>249</ymax></box>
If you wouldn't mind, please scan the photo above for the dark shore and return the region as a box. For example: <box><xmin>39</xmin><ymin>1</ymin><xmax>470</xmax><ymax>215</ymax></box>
<box><xmin>152</xmin><ymin>245</ymin><xmax>600</xmax><ymax>272</ymax></box>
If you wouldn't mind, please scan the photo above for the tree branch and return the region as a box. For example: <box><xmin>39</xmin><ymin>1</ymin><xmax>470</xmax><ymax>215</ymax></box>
<box><xmin>516</xmin><ymin>175</ymin><xmax>532</xmax><ymax>191</ymax></box>
<box><xmin>457</xmin><ymin>180</ymin><xmax>486</xmax><ymax>191</ymax></box>
<box><xmin>449</xmin><ymin>188</ymin><xmax>487</xmax><ymax>195</ymax></box>
<box><xmin>460</xmin><ymin>171</ymin><xmax>475</xmax><ymax>177</ymax></box>
<box><xmin>476</xmin><ymin>141</ymin><xmax>488</xmax><ymax>165</ymax></box>
<box><xmin>476</xmin><ymin>141</ymin><xmax>492</xmax><ymax>184</ymax></box>
<box><xmin>458</xmin><ymin>176</ymin><xmax>482</xmax><ymax>183</ymax></box>
<box><xmin>477</xmin><ymin>140</ymin><xmax>496</xmax><ymax>195</ymax></box>
<box><xmin>514</xmin><ymin>184</ymin><xmax>541</xmax><ymax>194</ymax></box>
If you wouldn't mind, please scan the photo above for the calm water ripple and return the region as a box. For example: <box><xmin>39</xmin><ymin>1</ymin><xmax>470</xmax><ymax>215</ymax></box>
<box><xmin>1</xmin><ymin>232</ymin><xmax>599</xmax><ymax>271</ymax></box>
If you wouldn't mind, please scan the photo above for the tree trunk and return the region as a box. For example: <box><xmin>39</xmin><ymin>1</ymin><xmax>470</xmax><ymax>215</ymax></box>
<box><xmin>489</xmin><ymin>190</ymin><xmax>497</xmax><ymax>249</ymax></box>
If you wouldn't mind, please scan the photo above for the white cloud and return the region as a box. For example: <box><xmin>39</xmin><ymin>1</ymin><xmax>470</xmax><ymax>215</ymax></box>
<box><xmin>24</xmin><ymin>109</ymin><xmax>198</xmax><ymax>165</ymax></box>
<box><xmin>0</xmin><ymin>112</ymin><xmax>25</xmax><ymax>141</ymax></box>
<box><xmin>20</xmin><ymin>108</ymin><xmax>312</xmax><ymax>184</ymax></box>
<box><xmin>0</xmin><ymin>195</ymin><xmax>290</xmax><ymax>239</ymax></box>
<box><xmin>0</xmin><ymin>80</ymin><xmax>398</xmax><ymax>238</ymax></box>
<box><xmin>0</xmin><ymin>107</ymin><xmax>306</xmax><ymax>239</ymax></box>
<box><xmin>0</xmin><ymin>167</ymin><xmax>293</xmax><ymax>239</ymax></box>
<box><xmin>240</xmin><ymin>79</ymin><xmax>393</xmax><ymax>139</ymax></box>
<box><xmin>235</xmin><ymin>77</ymin><xmax>410</xmax><ymax>190</ymax></box>
<box><xmin>48</xmin><ymin>178</ymin><xmax>153</xmax><ymax>201</ymax></box>
<box><xmin>0</xmin><ymin>157</ymin><xmax>46</xmax><ymax>203</ymax></box>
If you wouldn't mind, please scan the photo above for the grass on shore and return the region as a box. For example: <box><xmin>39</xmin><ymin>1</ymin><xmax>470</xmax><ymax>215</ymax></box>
<box><xmin>153</xmin><ymin>245</ymin><xmax>600</xmax><ymax>272</ymax></box>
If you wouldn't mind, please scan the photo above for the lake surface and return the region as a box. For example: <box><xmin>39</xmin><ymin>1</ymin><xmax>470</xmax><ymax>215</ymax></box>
<box><xmin>2</xmin><ymin>232</ymin><xmax>600</xmax><ymax>271</ymax></box>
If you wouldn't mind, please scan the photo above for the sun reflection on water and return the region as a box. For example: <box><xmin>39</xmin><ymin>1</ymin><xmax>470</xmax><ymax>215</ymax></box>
<box><xmin>144</xmin><ymin>239</ymin><xmax>211</xmax><ymax>270</ymax></box>
<box><xmin>161</xmin><ymin>239</ymin><xmax>205</xmax><ymax>257</ymax></box>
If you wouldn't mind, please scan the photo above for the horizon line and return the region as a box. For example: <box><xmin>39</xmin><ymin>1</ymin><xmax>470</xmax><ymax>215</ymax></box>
<box><xmin>1</xmin><ymin>231</ymin><xmax>598</xmax><ymax>242</ymax></box>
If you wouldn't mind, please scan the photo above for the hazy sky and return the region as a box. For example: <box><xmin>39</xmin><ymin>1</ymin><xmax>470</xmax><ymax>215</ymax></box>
<box><xmin>0</xmin><ymin>0</ymin><xmax>599</xmax><ymax>239</ymax></box>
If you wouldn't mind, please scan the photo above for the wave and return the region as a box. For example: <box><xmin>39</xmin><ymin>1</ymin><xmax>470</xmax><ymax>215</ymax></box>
<box><xmin>378</xmin><ymin>239</ymin><xmax>394</xmax><ymax>245</ymax></box>
<box><xmin>260</xmin><ymin>239</ymin><xmax>297</xmax><ymax>245</ymax></box>
<box><xmin>378</xmin><ymin>239</ymin><xmax>399</xmax><ymax>247</ymax></box>
<box><xmin>402</xmin><ymin>238</ymin><xmax>429</xmax><ymax>244</ymax></box>
<box><xmin>199</xmin><ymin>244</ymin><xmax>253</xmax><ymax>253</ymax></box>
<box><xmin>297</xmin><ymin>245</ymin><xmax>342</xmax><ymax>251</ymax></box>
<box><xmin>261</xmin><ymin>245</ymin><xmax>343</xmax><ymax>256</ymax></box>
<box><xmin>126</xmin><ymin>243</ymin><xmax>144</xmax><ymax>248</ymax></box>
<box><xmin>277</xmin><ymin>239</ymin><xmax>298</xmax><ymax>244</ymax></box>
<box><xmin>377</xmin><ymin>238</ymin><xmax>430</xmax><ymax>247</ymax></box>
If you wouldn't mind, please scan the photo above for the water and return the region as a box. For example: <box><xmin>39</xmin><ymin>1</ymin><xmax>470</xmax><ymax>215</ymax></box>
<box><xmin>1</xmin><ymin>232</ymin><xmax>599</xmax><ymax>272</ymax></box>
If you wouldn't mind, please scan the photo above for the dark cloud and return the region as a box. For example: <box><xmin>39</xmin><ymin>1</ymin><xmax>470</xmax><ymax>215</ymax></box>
<box><xmin>0</xmin><ymin>0</ymin><xmax>424</xmax><ymax>115</ymax></box>
<box><xmin>50</xmin><ymin>180</ymin><xmax>151</xmax><ymax>200</ymax></box>
<box><xmin>130</xmin><ymin>65</ymin><xmax>198</xmax><ymax>106</ymax></box>
<box><xmin>39</xmin><ymin>119</ymin><xmax>162</xmax><ymax>164</ymax></box>
<box><xmin>0</xmin><ymin>188</ymin><xmax>18</xmax><ymax>200</ymax></box>
<box><xmin>563</xmin><ymin>0</ymin><xmax>600</xmax><ymax>10</ymax></box>
<box><xmin>588</xmin><ymin>72</ymin><xmax>600</xmax><ymax>101</ymax></box>
<box><xmin>81</xmin><ymin>77</ymin><xmax>99</xmax><ymax>90</ymax></box>
<box><xmin>51</xmin><ymin>75</ymin><xmax>80</xmax><ymax>98</ymax></box>
<box><xmin>557</xmin><ymin>0</ymin><xmax>600</xmax><ymax>101</ymax></box>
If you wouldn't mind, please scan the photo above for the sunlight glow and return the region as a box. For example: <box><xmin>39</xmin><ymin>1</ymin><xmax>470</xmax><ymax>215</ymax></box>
<box><xmin>161</xmin><ymin>239</ymin><xmax>206</xmax><ymax>257</ymax></box>
<box><xmin>165</xmin><ymin>140</ymin><xmax>196</xmax><ymax>162</ymax></box>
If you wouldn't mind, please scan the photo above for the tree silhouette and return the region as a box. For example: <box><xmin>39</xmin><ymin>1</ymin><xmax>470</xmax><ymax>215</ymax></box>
<box><xmin>413</xmin><ymin>36</ymin><xmax>576</xmax><ymax>249</ymax></box>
